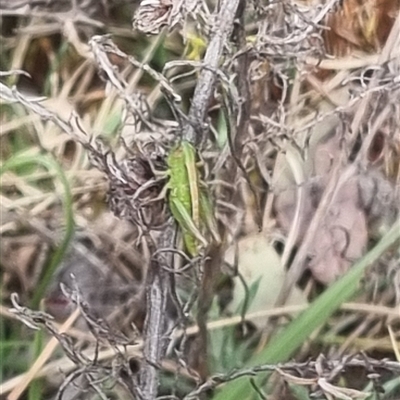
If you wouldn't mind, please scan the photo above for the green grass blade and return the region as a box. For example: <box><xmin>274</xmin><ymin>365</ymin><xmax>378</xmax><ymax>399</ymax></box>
<box><xmin>28</xmin><ymin>328</ymin><xmax>44</xmax><ymax>400</ymax></box>
<box><xmin>0</xmin><ymin>152</ymin><xmax>75</xmax><ymax>308</ymax></box>
<box><xmin>212</xmin><ymin>221</ymin><xmax>400</xmax><ymax>400</ymax></box>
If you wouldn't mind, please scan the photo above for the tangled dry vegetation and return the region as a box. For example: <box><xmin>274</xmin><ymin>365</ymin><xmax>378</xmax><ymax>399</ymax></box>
<box><xmin>1</xmin><ymin>0</ymin><xmax>400</xmax><ymax>399</ymax></box>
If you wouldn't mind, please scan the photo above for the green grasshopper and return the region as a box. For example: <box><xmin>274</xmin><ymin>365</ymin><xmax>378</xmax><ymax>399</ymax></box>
<box><xmin>166</xmin><ymin>141</ymin><xmax>220</xmax><ymax>257</ymax></box>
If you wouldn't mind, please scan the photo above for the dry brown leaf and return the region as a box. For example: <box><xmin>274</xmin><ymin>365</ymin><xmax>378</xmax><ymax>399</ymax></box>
<box><xmin>274</xmin><ymin>133</ymin><xmax>366</xmax><ymax>284</ymax></box>
<box><xmin>323</xmin><ymin>0</ymin><xmax>400</xmax><ymax>56</ymax></box>
<box><xmin>307</xmin><ymin>175</ymin><xmax>368</xmax><ymax>283</ymax></box>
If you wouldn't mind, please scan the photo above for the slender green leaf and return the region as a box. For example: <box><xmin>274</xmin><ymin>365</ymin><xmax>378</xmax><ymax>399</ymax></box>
<box><xmin>0</xmin><ymin>152</ymin><xmax>75</xmax><ymax>308</ymax></box>
<box><xmin>213</xmin><ymin>221</ymin><xmax>400</xmax><ymax>400</ymax></box>
<box><xmin>28</xmin><ymin>328</ymin><xmax>44</xmax><ymax>400</ymax></box>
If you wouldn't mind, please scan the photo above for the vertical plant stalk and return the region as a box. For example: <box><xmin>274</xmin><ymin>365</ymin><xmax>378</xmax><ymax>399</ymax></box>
<box><xmin>185</xmin><ymin>0</ymin><xmax>241</xmax><ymax>146</ymax></box>
<box><xmin>140</xmin><ymin>225</ymin><xmax>174</xmax><ymax>400</ymax></box>
<box><xmin>140</xmin><ymin>0</ymin><xmax>241</xmax><ymax>395</ymax></box>
<box><xmin>232</xmin><ymin>0</ymin><xmax>251</xmax><ymax>155</ymax></box>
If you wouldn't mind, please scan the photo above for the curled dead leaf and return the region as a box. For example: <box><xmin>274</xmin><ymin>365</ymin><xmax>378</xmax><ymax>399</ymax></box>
<box><xmin>274</xmin><ymin>131</ymin><xmax>398</xmax><ymax>284</ymax></box>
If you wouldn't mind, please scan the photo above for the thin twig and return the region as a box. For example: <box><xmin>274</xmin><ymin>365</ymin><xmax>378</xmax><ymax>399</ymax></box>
<box><xmin>184</xmin><ymin>0</ymin><xmax>240</xmax><ymax>145</ymax></box>
<box><xmin>140</xmin><ymin>224</ymin><xmax>175</xmax><ymax>400</ymax></box>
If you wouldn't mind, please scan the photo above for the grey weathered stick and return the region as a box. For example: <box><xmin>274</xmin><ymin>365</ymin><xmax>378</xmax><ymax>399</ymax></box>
<box><xmin>140</xmin><ymin>225</ymin><xmax>175</xmax><ymax>400</ymax></box>
<box><xmin>140</xmin><ymin>0</ymin><xmax>241</xmax><ymax>396</ymax></box>
<box><xmin>185</xmin><ymin>0</ymin><xmax>240</xmax><ymax>145</ymax></box>
<box><xmin>178</xmin><ymin>0</ymin><xmax>242</xmax><ymax>380</ymax></box>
